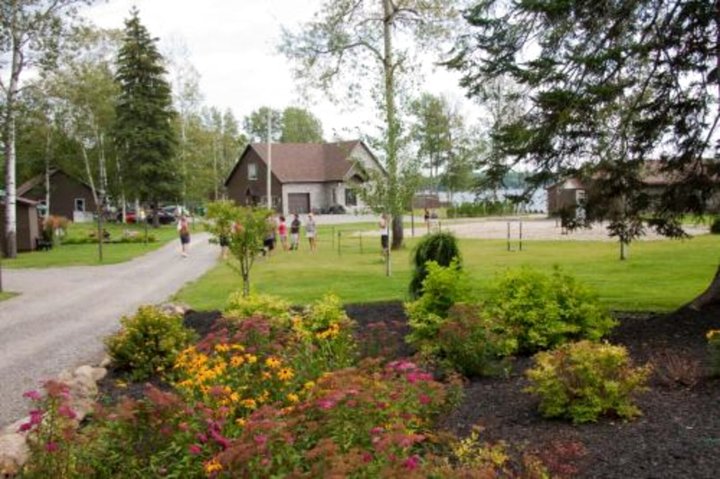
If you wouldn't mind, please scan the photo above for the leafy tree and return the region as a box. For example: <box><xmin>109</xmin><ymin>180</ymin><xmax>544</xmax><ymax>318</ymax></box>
<box><xmin>206</xmin><ymin>201</ymin><xmax>271</xmax><ymax>297</ymax></box>
<box><xmin>280</xmin><ymin>106</ymin><xmax>324</xmax><ymax>143</ymax></box>
<box><xmin>1</xmin><ymin>0</ymin><xmax>92</xmax><ymax>258</ymax></box>
<box><xmin>410</xmin><ymin>93</ymin><xmax>453</xmax><ymax>195</ymax></box>
<box><xmin>243</xmin><ymin>106</ymin><xmax>282</xmax><ymax>143</ymax></box>
<box><xmin>113</xmin><ymin>7</ymin><xmax>178</xmax><ymax>225</ymax></box>
<box><xmin>281</xmin><ymin>0</ymin><xmax>461</xmax><ymax>251</ymax></box>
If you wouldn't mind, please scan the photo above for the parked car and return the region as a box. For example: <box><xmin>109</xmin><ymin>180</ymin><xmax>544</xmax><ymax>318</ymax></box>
<box><xmin>117</xmin><ymin>210</ymin><xmax>137</xmax><ymax>224</ymax></box>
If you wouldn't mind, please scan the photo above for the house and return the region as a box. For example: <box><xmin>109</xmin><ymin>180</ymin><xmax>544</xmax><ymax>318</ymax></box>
<box><xmin>545</xmin><ymin>178</ymin><xmax>586</xmax><ymax>216</ymax></box>
<box><xmin>225</xmin><ymin>140</ymin><xmax>385</xmax><ymax>215</ymax></box>
<box><xmin>0</xmin><ymin>192</ymin><xmax>41</xmax><ymax>252</ymax></box>
<box><xmin>17</xmin><ymin>168</ymin><xmax>97</xmax><ymax>222</ymax></box>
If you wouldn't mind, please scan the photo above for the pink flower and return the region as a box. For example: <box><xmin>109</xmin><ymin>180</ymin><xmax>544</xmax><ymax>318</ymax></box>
<box><xmin>188</xmin><ymin>444</ymin><xmax>203</xmax><ymax>455</ymax></box>
<box><xmin>58</xmin><ymin>404</ymin><xmax>76</xmax><ymax>420</ymax></box>
<box><xmin>317</xmin><ymin>399</ymin><xmax>335</xmax><ymax>410</ymax></box>
<box><xmin>362</xmin><ymin>452</ymin><xmax>373</xmax><ymax>463</ymax></box>
<box><xmin>45</xmin><ymin>442</ymin><xmax>59</xmax><ymax>453</ymax></box>
<box><xmin>22</xmin><ymin>390</ymin><xmax>42</xmax><ymax>401</ymax></box>
<box><xmin>18</xmin><ymin>422</ymin><xmax>32</xmax><ymax>432</ymax></box>
<box><xmin>178</xmin><ymin>422</ymin><xmax>190</xmax><ymax>432</ymax></box>
<box><xmin>403</xmin><ymin>455</ymin><xmax>420</xmax><ymax>470</ymax></box>
<box><xmin>370</xmin><ymin>426</ymin><xmax>384</xmax><ymax>435</ymax></box>
<box><xmin>405</xmin><ymin>371</ymin><xmax>432</xmax><ymax>383</ymax></box>
<box><xmin>29</xmin><ymin>410</ymin><xmax>43</xmax><ymax>425</ymax></box>
<box><xmin>254</xmin><ymin>434</ymin><xmax>268</xmax><ymax>447</ymax></box>
<box><xmin>418</xmin><ymin>394</ymin><xmax>432</xmax><ymax>405</ymax></box>
<box><xmin>210</xmin><ymin>429</ymin><xmax>231</xmax><ymax>449</ymax></box>
<box><xmin>196</xmin><ymin>433</ymin><xmax>208</xmax><ymax>443</ymax></box>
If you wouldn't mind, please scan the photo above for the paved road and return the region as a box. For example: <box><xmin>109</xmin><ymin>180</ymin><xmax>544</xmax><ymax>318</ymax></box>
<box><xmin>0</xmin><ymin>233</ymin><xmax>218</xmax><ymax>428</ymax></box>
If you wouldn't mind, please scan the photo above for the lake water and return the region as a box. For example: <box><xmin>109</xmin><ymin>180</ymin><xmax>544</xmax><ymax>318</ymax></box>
<box><xmin>437</xmin><ymin>189</ymin><xmax>548</xmax><ymax>213</ymax></box>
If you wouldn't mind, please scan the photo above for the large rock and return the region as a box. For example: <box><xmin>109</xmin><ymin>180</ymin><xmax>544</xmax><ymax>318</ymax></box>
<box><xmin>0</xmin><ymin>433</ymin><xmax>29</xmax><ymax>477</ymax></box>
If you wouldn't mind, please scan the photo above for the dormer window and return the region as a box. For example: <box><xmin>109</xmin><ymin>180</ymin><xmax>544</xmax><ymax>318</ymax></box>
<box><xmin>248</xmin><ymin>163</ymin><xmax>258</xmax><ymax>181</ymax></box>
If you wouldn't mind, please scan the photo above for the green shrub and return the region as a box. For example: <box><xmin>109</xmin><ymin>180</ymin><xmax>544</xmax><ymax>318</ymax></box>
<box><xmin>484</xmin><ymin>267</ymin><xmax>616</xmax><ymax>353</ymax></box>
<box><xmin>409</xmin><ymin>231</ymin><xmax>461</xmax><ymax>298</ymax></box>
<box><xmin>436</xmin><ymin>304</ymin><xmax>517</xmax><ymax>377</ymax></box>
<box><xmin>525</xmin><ymin>340</ymin><xmax>651</xmax><ymax>423</ymax></box>
<box><xmin>105</xmin><ymin>306</ymin><xmax>197</xmax><ymax>381</ymax></box>
<box><xmin>710</xmin><ymin>217</ymin><xmax>720</xmax><ymax>234</ymax></box>
<box><xmin>225</xmin><ymin>292</ymin><xmax>291</xmax><ymax>323</ymax></box>
<box><xmin>406</xmin><ymin>259</ymin><xmax>472</xmax><ymax>349</ymax></box>
<box><xmin>708</xmin><ymin>329</ymin><xmax>720</xmax><ymax>376</ymax></box>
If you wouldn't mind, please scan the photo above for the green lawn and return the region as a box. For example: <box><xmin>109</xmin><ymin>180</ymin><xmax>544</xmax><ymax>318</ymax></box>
<box><xmin>174</xmin><ymin>225</ymin><xmax>720</xmax><ymax>312</ymax></box>
<box><xmin>0</xmin><ymin>291</ymin><xmax>18</xmax><ymax>301</ymax></box>
<box><xmin>3</xmin><ymin>222</ymin><xmax>184</xmax><ymax>268</ymax></box>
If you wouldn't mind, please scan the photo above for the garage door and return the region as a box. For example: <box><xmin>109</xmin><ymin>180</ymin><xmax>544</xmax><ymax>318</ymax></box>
<box><xmin>288</xmin><ymin>193</ymin><xmax>310</xmax><ymax>214</ymax></box>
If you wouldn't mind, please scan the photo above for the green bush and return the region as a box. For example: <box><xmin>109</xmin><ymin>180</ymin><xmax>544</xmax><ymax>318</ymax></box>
<box><xmin>105</xmin><ymin>306</ymin><xmax>197</xmax><ymax>381</ymax></box>
<box><xmin>710</xmin><ymin>217</ymin><xmax>720</xmax><ymax>234</ymax></box>
<box><xmin>406</xmin><ymin>259</ymin><xmax>472</xmax><ymax>349</ymax></box>
<box><xmin>484</xmin><ymin>267</ymin><xmax>616</xmax><ymax>353</ymax></box>
<box><xmin>525</xmin><ymin>340</ymin><xmax>651</xmax><ymax>423</ymax></box>
<box><xmin>436</xmin><ymin>304</ymin><xmax>517</xmax><ymax>377</ymax></box>
<box><xmin>409</xmin><ymin>231</ymin><xmax>462</xmax><ymax>298</ymax></box>
<box><xmin>225</xmin><ymin>292</ymin><xmax>291</xmax><ymax>323</ymax></box>
<box><xmin>446</xmin><ymin>200</ymin><xmax>515</xmax><ymax>218</ymax></box>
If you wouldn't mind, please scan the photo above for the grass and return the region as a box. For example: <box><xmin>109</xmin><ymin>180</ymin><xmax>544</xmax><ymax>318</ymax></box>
<box><xmin>0</xmin><ymin>291</ymin><xmax>18</xmax><ymax>302</ymax></box>
<box><xmin>3</xmin><ymin>222</ymin><xmax>185</xmax><ymax>268</ymax></box>
<box><xmin>174</xmin><ymin>223</ymin><xmax>720</xmax><ymax>312</ymax></box>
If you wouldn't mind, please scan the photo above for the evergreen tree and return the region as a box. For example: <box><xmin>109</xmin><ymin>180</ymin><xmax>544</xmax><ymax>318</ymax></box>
<box><xmin>114</xmin><ymin>7</ymin><xmax>178</xmax><ymax>219</ymax></box>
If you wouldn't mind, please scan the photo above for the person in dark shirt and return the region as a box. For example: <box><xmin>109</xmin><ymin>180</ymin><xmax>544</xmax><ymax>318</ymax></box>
<box><xmin>290</xmin><ymin>214</ymin><xmax>301</xmax><ymax>250</ymax></box>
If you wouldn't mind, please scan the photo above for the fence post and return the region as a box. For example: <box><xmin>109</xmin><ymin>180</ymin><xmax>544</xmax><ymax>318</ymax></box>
<box><xmin>332</xmin><ymin>226</ymin><xmax>335</xmax><ymax>249</ymax></box>
<box><xmin>507</xmin><ymin>222</ymin><xmax>511</xmax><ymax>251</ymax></box>
<box><xmin>337</xmin><ymin>231</ymin><xmax>342</xmax><ymax>256</ymax></box>
<box><xmin>359</xmin><ymin>231</ymin><xmax>363</xmax><ymax>254</ymax></box>
<box><xmin>519</xmin><ymin>221</ymin><xmax>523</xmax><ymax>251</ymax></box>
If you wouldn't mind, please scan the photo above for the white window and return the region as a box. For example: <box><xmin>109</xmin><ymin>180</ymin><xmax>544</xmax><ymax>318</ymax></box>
<box><xmin>248</xmin><ymin>163</ymin><xmax>258</xmax><ymax>181</ymax></box>
<box><xmin>74</xmin><ymin>198</ymin><xmax>86</xmax><ymax>212</ymax></box>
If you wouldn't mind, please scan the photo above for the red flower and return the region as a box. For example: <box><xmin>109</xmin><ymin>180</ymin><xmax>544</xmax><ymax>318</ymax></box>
<box><xmin>188</xmin><ymin>444</ymin><xmax>203</xmax><ymax>455</ymax></box>
<box><xmin>403</xmin><ymin>455</ymin><xmax>420</xmax><ymax>470</ymax></box>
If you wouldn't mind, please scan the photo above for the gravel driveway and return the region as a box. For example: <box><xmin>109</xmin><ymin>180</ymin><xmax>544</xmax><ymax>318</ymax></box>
<box><xmin>0</xmin><ymin>233</ymin><xmax>218</xmax><ymax>428</ymax></box>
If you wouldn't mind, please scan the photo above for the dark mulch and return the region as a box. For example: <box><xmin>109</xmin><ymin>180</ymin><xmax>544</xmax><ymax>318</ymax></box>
<box><xmin>346</xmin><ymin>301</ymin><xmax>720</xmax><ymax>479</ymax></box>
<box><xmin>97</xmin><ymin>302</ymin><xmax>720</xmax><ymax>478</ymax></box>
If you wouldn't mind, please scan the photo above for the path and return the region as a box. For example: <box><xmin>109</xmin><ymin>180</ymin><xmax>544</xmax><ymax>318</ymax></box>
<box><xmin>0</xmin><ymin>233</ymin><xmax>218</xmax><ymax>428</ymax></box>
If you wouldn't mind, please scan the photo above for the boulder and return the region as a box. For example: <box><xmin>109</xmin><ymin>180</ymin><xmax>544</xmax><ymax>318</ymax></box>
<box><xmin>0</xmin><ymin>433</ymin><xmax>29</xmax><ymax>477</ymax></box>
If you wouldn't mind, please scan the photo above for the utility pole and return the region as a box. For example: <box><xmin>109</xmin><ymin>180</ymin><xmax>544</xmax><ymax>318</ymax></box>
<box><xmin>267</xmin><ymin>111</ymin><xmax>272</xmax><ymax>211</ymax></box>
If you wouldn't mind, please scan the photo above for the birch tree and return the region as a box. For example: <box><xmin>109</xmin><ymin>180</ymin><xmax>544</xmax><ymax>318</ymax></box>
<box><xmin>1</xmin><ymin>0</ymin><xmax>93</xmax><ymax>257</ymax></box>
<box><xmin>281</xmin><ymin>0</ymin><xmax>462</xmax><ymax>250</ymax></box>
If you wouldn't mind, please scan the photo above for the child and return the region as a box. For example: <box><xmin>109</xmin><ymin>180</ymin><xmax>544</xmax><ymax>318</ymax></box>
<box><xmin>306</xmin><ymin>213</ymin><xmax>317</xmax><ymax>252</ymax></box>
<box><xmin>278</xmin><ymin>216</ymin><xmax>288</xmax><ymax>251</ymax></box>
<box><xmin>177</xmin><ymin>214</ymin><xmax>191</xmax><ymax>257</ymax></box>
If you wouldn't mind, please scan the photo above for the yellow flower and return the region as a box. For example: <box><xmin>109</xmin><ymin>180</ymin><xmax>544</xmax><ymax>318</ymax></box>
<box><xmin>304</xmin><ymin>381</ymin><xmax>315</xmax><ymax>390</ymax></box>
<box><xmin>242</xmin><ymin>398</ymin><xmax>257</xmax><ymax>410</ymax></box>
<box><xmin>235</xmin><ymin>418</ymin><xmax>246</xmax><ymax>427</ymax></box>
<box><xmin>231</xmin><ymin>344</ymin><xmax>245</xmax><ymax>351</ymax></box>
<box><xmin>245</xmin><ymin>354</ymin><xmax>258</xmax><ymax>364</ymax></box>
<box><xmin>215</xmin><ymin>343</ymin><xmax>231</xmax><ymax>353</ymax></box>
<box><xmin>707</xmin><ymin>329</ymin><xmax>720</xmax><ymax>340</ymax></box>
<box><xmin>230</xmin><ymin>356</ymin><xmax>245</xmax><ymax>367</ymax></box>
<box><xmin>230</xmin><ymin>392</ymin><xmax>241</xmax><ymax>403</ymax></box>
<box><xmin>262</xmin><ymin>371</ymin><xmax>272</xmax><ymax>380</ymax></box>
<box><xmin>287</xmin><ymin>393</ymin><xmax>299</xmax><ymax>403</ymax></box>
<box><xmin>204</xmin><ymin>458</ymin><xmax>223</xmax><ymax>474</ymax></box>
<box><xmin>277</xmin><ymin>368</ymin><xmax>294</xmax><ymax>381</ymax></box>
<box><xmin>265</xmin><ymin>356</ymin><xmax>282</xmax><ymax>369</ymax></box>
<box><xmin>259</xmin><ymin>390</ymin><xmax>270</xmax><ymax>403</ymax></box>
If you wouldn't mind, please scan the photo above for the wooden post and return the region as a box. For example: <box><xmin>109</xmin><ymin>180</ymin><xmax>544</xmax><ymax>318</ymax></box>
<box><xmin>337</xmin><ymin>231</ymin><xmax>342</xmax><ymax>256</ymax></box>
<box><xmin>332</xmin><ymin>226</ymin><xmax>335</xmax><ymax>249</ymax></box>
<box><xmin>359</xmin><ymin>231</ymin><xmax>363</xmax><ymax>254</ymax></box>
<box><xmin>507</xmin><ymin>222</ymin><xmax>511</xmax><ymax>251</ymax></box>
<box><xmin>519</xmin><ymin>220</ymin><xmax>523</xmax><ymax>252</ymax></box>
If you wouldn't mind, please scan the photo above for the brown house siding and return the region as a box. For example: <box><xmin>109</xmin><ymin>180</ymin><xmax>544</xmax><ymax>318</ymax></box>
<box><xmin>22</xmin><ymin>170</ymin><xmax>97</xmax><ymax>219</ymax></box>
<box><xmin>226</xmin><ymin>148</ymin><xmax>283</xmax><ymax>210</ymax></box>
<box><xmin>0</xmin><ymin>200</ymin><xmax>40</xmax><ymax>252</ymax></box>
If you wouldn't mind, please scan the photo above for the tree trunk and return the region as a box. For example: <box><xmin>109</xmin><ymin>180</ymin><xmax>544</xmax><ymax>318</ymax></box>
<box><xmin>3</xmin><ymin>105</ymin><xmax>18</xmax><ymax>259</ymax></box>
<box><xmin>688</xmin><ymin>265</ymin><xmax>720</xmax><ymax>310</ymax></box>
<box><xmin>383</xmin><ymin>0</ymin><xmax>403</xmax><ymax>252</ymax></box>
<box><xmin>619</xmin><ymin>240</ymin><xmax>628</xmax><ymax>261</ymax></box>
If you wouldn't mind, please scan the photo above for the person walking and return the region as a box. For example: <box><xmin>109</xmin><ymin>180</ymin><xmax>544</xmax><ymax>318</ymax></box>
<box><xmin>379</xmin><ymin>213</ymin><xmax>389</xmax><ymax>256</ymax></box>
<box><xmin>306</xmin><ymin>212</ymin><xmax>317</xmax><ymax>252</ymax></box>
<box><xmin>290</xmin><ymin>214</ymin><xmax>301</xmax><ymax>250</ymax></box>
<box><xmin>177</xmin><ymin>214</ymin><xmax>191</xmax><ymax>257</ymax></box>
<box><xmin>278</xmin><ymin>215</ymin><xmax>288</xmax><ymax>251</ymax></box>
<box><xmin>263</xmin><ymin>214</ymin><xmax>277</xmax><ymax>257</ymax></box>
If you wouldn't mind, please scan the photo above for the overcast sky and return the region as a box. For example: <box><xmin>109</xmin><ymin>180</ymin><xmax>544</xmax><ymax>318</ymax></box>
<box><xmin>84</xmin><ymin>0</ymin><xmax>482</xmax><ymax>141</ymax></box>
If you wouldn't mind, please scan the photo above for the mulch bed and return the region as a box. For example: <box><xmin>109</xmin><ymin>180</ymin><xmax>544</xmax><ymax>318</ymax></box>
<box><xmin>346</xmin><ymin>301</ymin><xmax>720</xmax><ymax>479</ymax></box>
<box><xmin>98</xmin><ymin>303</ymin><xmax>720</xmax><ymax>478</ymax></box>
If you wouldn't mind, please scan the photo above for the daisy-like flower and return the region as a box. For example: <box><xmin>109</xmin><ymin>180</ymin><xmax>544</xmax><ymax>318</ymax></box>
<box><xmin>265</xmin><ymin>356</ymin><xmax>281</xmax><ymax>369</ymax></box>
<box><xmin>277</xmin><ymin>368</ymin><xmax>294</xmax><ymax>381</ymax></box>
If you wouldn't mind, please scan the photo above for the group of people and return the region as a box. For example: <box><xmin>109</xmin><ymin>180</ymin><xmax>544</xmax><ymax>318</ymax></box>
<box><xmin>262</xmin><ymin>212</ymin><xmax>318</xmax><ymax>256</ymax></box>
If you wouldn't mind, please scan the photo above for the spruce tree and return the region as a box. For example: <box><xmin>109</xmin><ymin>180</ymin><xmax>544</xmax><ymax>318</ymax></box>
<box><xmin>114</xmin><ymin>7</ymin><xmax>178</xmax><ymax>220</ymax></box>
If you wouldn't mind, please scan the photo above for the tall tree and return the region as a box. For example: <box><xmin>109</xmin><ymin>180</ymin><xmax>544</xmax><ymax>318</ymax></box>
<box><xmin>281</xmin><ymin>0</ymin><xmax>461</xmax><ymax>251</ymax></box>
<box><xmin>280</xmin><ymin>106</ymin><xmax>324</xmax><ymax>143</ymax></box>
<box><xmin>113</xmin><ymin>7</ymin><xmax>178</xmax><ymax>224</ymax></box>
<box><xmin>449</xmin><ymin>0</ymin><xmax>720</xmax><ymax>305</ymax></box>
<box><xmin>243</xmin><ymin>106</ymin><xmax>282</xmax><ymax>143</ymax></box>
<box><xmin>410</xmin><ymin>93</ymin><xmax>453</xmax><ymax>196</ymax></box>
<box><xmin>0</xmin><ymin>0</ymin><xmax>92</xmax><ymax>258</ymax></box>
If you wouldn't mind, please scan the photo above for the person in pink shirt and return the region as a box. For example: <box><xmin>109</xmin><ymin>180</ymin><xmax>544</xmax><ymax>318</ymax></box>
<box><xmin>278</xmin><ymin>215</ymin><xmax>288</xmax><ymax>251</ymax></box>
